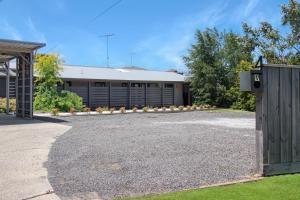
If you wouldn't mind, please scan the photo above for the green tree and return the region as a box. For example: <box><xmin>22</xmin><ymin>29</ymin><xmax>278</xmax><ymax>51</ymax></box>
<box><xmin>242</xmin><ymin>0</ymin><xmax>300</xmax><ymax>64</ymax></box>
<box><xmin>34</xmin><ymin>54</ymin><xmax>83</xmax><ymax>112</ymax></box>
<box><xmin>184</xmin><ymin>28</ymin><xmax>253</xmax><ymax>107</ymax></box>
<box><xmin>184</xmin><ymin>28</ymin><xmax>226</xmax><ymax>106</ymax></box>
<box><xmin>34</xmin><ymin>54</ymin><xmax>63</xmax><ymax>111</ymax></box>
<box><xmin>225</xmin><ymin>61</ymin><xmax>256</xmax><ymax>111</ymax></box>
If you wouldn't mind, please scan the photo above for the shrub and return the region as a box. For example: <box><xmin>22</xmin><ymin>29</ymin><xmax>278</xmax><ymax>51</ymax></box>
<box><xmin>0</xmin><ymin>98</ymin><xmax>16</xmax><ymax>113</ymax></box>
<box><xmin>83</xmin><ymin>107</ymin><xmax>91</xmax><ymax>113</ymax></box>
<box><xmin>153</xmin><ymin>107</ymin><xmax>159</xmax><ymax>112</ymax></box>
<box><xmin>142</xmin><ymin>107</ymin><xmax>148</xmax><ymax>112</ymax></box>
<box><xmin>102</xmin><ymin>107</ymin><xmax>109</xmax><ymax>111</ymax></box>
<box><xmin>162</xmin><ymin>107</ymin><xmax>166</xmax><ymax>112</ymax></box>
<box><xmin>96</xmin><ymin>107</ymin><xmax>103</xmax><ymax>113</ymax></box>
<box><xmin>170</xmin><ymin>106</ymin><xmax>176</xmax><ymax>112</ymax></box>
<box><xmin>57</xmin><ymin>90</ymin><xmax>83</xmax><ymax>112</ymax></box>
<box><xmin>33</xmin><ymin>54</ymin><xmax>84</xmax><ymax>112</ymax></box>
<box><xmin>132</xmin><ymin>107</ymin><xmax>138</xmax><ymax>112</ymax></box>
<box><xmin>191</xmin><ymin>105</ymin><xmax>197</xmax><ymax>110</ymax></box>
<box><xmin>69</xmin><ymin>107</ymin><xmax>76</xmax><ymax>114</ymax></box>
<box><xmin>178</xmin><ymin>106</ymin><xmax>184</xmax><ymax>111</ymax></box>
<box><xmin>119</xmin><ymin>107</ymin><xmax>126</xmax><ymax>113</ymax></box>
<box><xmin>110</xmin><ymin>107</ymin><xmax>115</xmax><ymax>113</ymax></box>
<box><xmin>203</xmin><ymin>104</ymin><xmax>211</xmax><ymax>109</ymax></box>
<box><xmin>186</xmin><ymin>105</ymin><xmax>191</xmax><ymax>111</ymax></box>
<box><xmin>51</xmin><ymin>108</ymin><xmax>59</xmax><ymax>116</ymax></box>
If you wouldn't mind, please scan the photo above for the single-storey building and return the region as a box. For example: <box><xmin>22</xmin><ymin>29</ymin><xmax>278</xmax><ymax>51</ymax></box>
<box><xmin>1</xmin><ymin>64</ymin><xmax>191</xmax><ymax>109</ymax></box>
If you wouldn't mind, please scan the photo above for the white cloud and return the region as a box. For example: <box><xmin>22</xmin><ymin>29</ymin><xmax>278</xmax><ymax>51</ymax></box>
<box><xmin>26</xmin><ymin>17</ymin><xmax>47</xmax><ymax>43</ymax></box>
<box><xmin>244</xmin><ymin>0</ymin><xmax>260</xmax><ymax>17</ymax></box>
<box><xmin>0</xmin><ymin>19</ymin><xmax>22</xmax><ymax>40</ymax></box>
<box><xmin>134</xmin><ymin>1</ymin><xmax>229</xmax><ymax>72</ymax></box>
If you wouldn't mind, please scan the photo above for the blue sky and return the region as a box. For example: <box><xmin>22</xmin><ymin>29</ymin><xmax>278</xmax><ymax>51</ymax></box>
<box><xmin>0</xmin><ymin>0</ymin><xmax>288</xmax><ymax>71</ymax></box>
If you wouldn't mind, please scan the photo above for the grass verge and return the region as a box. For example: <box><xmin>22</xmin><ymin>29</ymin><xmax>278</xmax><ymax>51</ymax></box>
<box><xmin>208</xmin><ymin>108</ymin><xmax>254</xmax><ymax>113</ymax></box>
<box><xmin>119</xmin><ymin>174</ymin><xmax>300</xmax><ymax>200</ymax></box>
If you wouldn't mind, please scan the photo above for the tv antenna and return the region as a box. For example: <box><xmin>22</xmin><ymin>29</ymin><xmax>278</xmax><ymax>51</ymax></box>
<box><xmin>99</xmin><ymin>33</ymin><xmax>114</xmax><ymax>67</ymax></box>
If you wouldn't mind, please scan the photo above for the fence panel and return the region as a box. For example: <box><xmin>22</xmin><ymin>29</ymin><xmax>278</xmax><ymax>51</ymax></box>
<box><xmin>261</xmin><ymin>66</ymin><xmax>300</xmax><ymax>175</ymax></box>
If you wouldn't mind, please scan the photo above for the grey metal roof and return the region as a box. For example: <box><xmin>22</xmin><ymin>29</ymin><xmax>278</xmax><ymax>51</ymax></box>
<box><xmin>0</xmin><ymin>65</ymin><xmax>16</xmax><ymax>77</ymax></box>
<box><xmin>59</xmin><ymin>64</ymin><xmax>186</xmax><ymax>82</ymax></box>
<box><xmin>0</xmin><ymin>39</ymin><xmax>45</xmax><ymax>63</ymax></box>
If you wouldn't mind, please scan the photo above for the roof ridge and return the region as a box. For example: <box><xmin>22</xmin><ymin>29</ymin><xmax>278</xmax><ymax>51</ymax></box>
<box><xmin>61</xmin><ymin>64</ymin><xmax>178</xmax><ymax>73</ymax></box>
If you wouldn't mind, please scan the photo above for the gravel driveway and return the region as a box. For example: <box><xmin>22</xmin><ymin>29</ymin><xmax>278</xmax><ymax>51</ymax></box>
<box><xmin>46</xmin><ymin>111</ymin><xmax>256</xmax><ymax>200</ymax></box>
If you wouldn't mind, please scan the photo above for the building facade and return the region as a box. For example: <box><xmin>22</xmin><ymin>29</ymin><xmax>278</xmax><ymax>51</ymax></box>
<box><xmin>0</xmin><ymin>64</ymin><xmax>191</xmax><ymax>109</ymax></box>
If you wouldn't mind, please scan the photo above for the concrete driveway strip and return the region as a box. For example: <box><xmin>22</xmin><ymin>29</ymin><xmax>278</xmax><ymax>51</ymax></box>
<box><xmin>0</xmin><ymin>116</ymin><xmax>71</xmax><ymax>200</ymax></box>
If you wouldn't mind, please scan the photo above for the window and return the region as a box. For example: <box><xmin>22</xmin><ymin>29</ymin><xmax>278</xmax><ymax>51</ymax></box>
<box><xmin>57</xmin><ymin>82</ymin><xmax>63</xmax><ymax>87</ymax></box>
<box><xmin>66</xmin><ymin>81</ymin><xmax>72</xmax><ymax>87</ymax></box>
<box><xmin>111</xmin><ymin>82</ymin><xmax>128</xmax><ymax>87</ymax></box>
<box><xmin>164</xmin><ymin>84</ymin><xmax>174</xmax><ymax>88</ymax></box>
<box><xmin>131</xmin><ymin>83</ymin><xmax>145</xmax><ymax>88</ymax></box>
<box><xmin>94</xmin><ymin>82</ymin><xmax>106</xmax><ymax>87</ymax></box>
<box><xmin>131</xmin><ymin>83</ymin><xmax>139</xmax><ymax>87</ymax></box>
<box><xmin>147</xmin><ymin>83</ymin><xmax>159</xmax><ymax>88</ymax></box>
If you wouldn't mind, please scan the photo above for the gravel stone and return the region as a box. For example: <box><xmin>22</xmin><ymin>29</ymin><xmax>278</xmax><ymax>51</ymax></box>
<box><xmin>46</xmin><ymin>111</ymin><xmax>256</xmax><ymax>200</ymax></box>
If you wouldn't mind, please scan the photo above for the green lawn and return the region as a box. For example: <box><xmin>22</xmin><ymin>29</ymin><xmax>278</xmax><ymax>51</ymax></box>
<box><xmin>208</xmin><ymin>108</ymin><xmax>254</xmax><ymax>113</ymax></box>
<box><xmin>119</xmin><ymin>174</ymin><xmax>300</xmax><ymax>200</ymax></box>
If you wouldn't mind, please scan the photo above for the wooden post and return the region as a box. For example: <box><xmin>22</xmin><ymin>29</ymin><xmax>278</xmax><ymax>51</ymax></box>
<box><xmin>29</xmin><ymin>53</ymin><xmax>33</xmax><ymax>118</ymax></box>
<box><xmin>145</xmin><ymin>83</ymin><xmax>147</xmax><ymax>107</ymax></box>
<box><xmin>173</xmin><ymin>83</ymin><xmax>176</xmax><ymax>106</ymax></box>
<box><xmin>5</xmin><ymin>62</ymin><xmax>10</xmax><ymax>114</ymax></box>
<box><xmin>22</xmin><ymin>54</ymin><xmax>25</xmax><ymax>118</ymax></box>
<box><xmin>161</xmin><ymin>83</ymin><xmax>164</xmax><ymax>107</ymax></box>
<box><xmin>15</xmin><ymin>58</ymin><xmax>19</xmax><ymax>115</ymax></box>
<box><xmin>128</xmin><ymin>82</ymin><xmax>131</xmax><ymax>109</ymax></box>
<box><xmin>88</xmin><ymin>81</ymin><xmax>91</xmax><ymax>108</ymax></box>
<box><xmin>108</xmin><ymin>82</ymin><xmax>111</xmax><ymax>108</ymax></box>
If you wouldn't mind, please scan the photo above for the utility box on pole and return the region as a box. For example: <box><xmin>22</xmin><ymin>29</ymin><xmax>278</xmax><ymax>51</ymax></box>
<box><xmin>240</xmin><ymin>70</ymin><xmax>263</xmax><ymax>93</ymax></box>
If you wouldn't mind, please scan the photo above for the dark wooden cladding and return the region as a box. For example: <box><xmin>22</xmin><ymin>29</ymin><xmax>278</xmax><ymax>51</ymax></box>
<box><xmin>15</xmin><ymin>53</ymin><xmax>33</xmax><ymax>118</ymax></box>
<box><xmin>163</xmin><ymin>88</ymin><xmax>174</xmax><ymax>106</ymax></box>
<box><xmin>90</xmin><ymin>87</ymin><xmax>109</xmax><ymax>108</ymax></box>
<box><xmin>131</xmin><ymin>87</ymin><xmax>145</xmax><ymax>107</ymax></box>
<box><xmin>292</xmin><ymin>69</ymin><xmax>300</xmax><ymax>162</ymax></box>
<box><xmin>260</xmin><ymin>66</ymin><xmax>300</xmax><ymax>176</ymax></box>
<box><xmin>60</xmin><ymin>81</ymin><xmax>181</xmax><ymax>109</ymax></box>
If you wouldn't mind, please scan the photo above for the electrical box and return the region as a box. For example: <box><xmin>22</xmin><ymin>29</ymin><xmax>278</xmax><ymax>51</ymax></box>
<box><xmin>240</xmin><ymin>69</ymin><xmax>263</xmax><ymax>93</ymax></box>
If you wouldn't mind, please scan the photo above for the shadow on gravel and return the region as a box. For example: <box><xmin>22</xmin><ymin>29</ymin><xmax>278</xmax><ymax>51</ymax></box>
<box><xmin>0</xmin><ymin>114</ymin><xmax>68</xmax><ymax>126</ymax></box>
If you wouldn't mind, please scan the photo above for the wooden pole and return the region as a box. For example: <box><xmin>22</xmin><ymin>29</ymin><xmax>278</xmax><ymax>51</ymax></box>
<box><xmin>128</xmin><ymin>82</ymin><xmax>131</xmax><ymax>109</ymax></box>
<box><xmin>29</xmin><ymin>53</ymin><xmax>33</xmax><ymax>118</ymax></box>
<box><xmin>5</xmin><ymin>62</ymin><xmax>10</xmax><ymax>114</ymax></box>
<box><xmin>22</xmin><ymin>55</ymin><xmax>25</xmax><ymax>118</ymax></box>
<box><xmin>88</xmin><ymin>81</ymin><xmax>91</xmax><ymax>108</ymax></box>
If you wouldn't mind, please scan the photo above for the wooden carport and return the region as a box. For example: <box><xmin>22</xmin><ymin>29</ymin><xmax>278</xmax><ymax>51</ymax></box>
<box><xmin>0</xmin><ymin>39</ymin><xmax>45</xmax><ymax>118</ymax></box>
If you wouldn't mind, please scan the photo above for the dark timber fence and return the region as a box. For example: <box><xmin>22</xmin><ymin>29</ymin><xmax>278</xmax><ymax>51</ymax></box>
<box><xmin>255</xmin><ymin>64</ymin><xmax>300</xmax><ymax>176</ymax></box>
